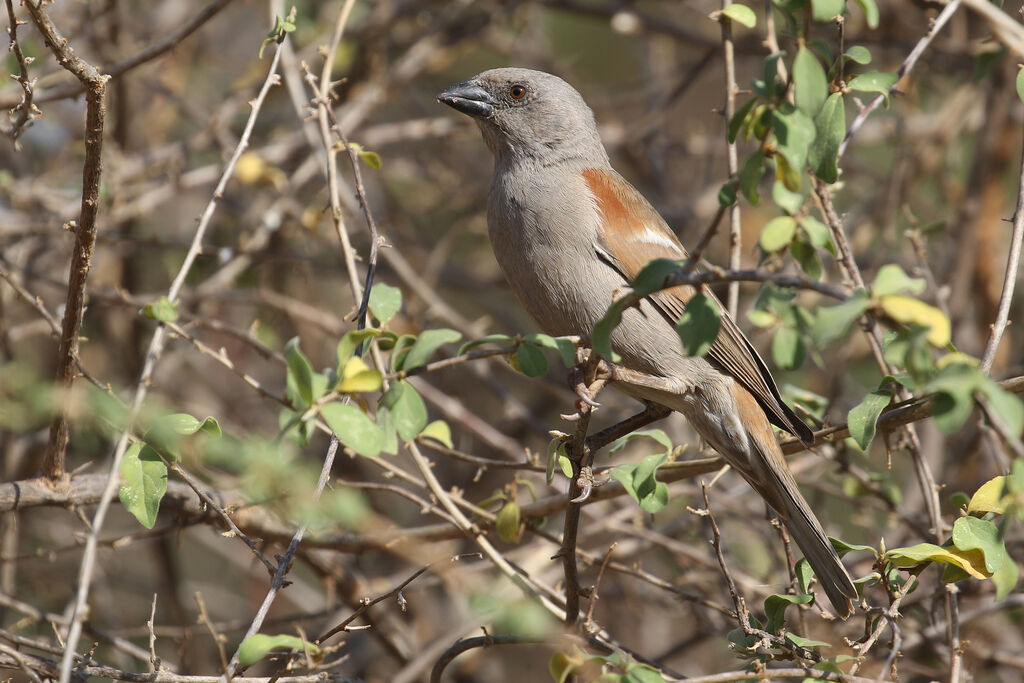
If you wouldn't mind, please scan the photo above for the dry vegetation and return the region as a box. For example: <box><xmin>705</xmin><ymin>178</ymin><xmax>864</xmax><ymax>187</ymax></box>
<box><xmin>2</xmin><ymin>0</ymin><xmax>1024</xmax><ymax>681</ymax></box>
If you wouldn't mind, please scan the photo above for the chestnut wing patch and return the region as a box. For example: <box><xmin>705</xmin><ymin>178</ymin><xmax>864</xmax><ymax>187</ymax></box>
<box><xmin>582</xmin><ymin>167</ymin><xmax>812</xmax><ymax>443</ymax></box>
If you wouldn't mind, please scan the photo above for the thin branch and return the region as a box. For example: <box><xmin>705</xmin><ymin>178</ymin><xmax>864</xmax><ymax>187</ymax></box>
<box><xmin>0</xmin><ymin>0</ymin><xmax>237</xmax><ymax>109</ymax></box>
<box><xmin>219</xmin><ymin>434</ymin><xmax>340</xmax><ymax>682</ymax></box>
<box><xmin>979</xmin><ymin>120</ymin><xmax>1024</xmax><ymax>373</ymax></box>
<box><xmin>58</xmin><ymin>44</ymin><xmax>284</xmax><ymax>683</ymax></box>
<box><xmin>317</xmin><ymin>554</ymin><xmax>479</xmax><ymax>644</ymax></box>
<box><xmin>22</xmin><ymin>0</ymin><xmax>109</xmax><ymax>481</ymax></box>
<box><xmin>719</xmin><ymin>0</ymin><xmax>742</xmax><ymax>317</ymax></box>
<box><xmin>428</xmin><ymin>633</ymin><xmax>552</xmax><ymax>683</ymax></box>
<box><xmin>839</xmin><ymin>0</ymin><xmax>962</xmax><ymax>157</ymax></box>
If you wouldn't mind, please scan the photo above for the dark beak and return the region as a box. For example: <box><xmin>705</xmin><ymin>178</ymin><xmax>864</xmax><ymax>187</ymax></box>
<box><xmin>437</xmin><ymin>80</ymin><xmax>495</xmax><ymax>119</ymax></box>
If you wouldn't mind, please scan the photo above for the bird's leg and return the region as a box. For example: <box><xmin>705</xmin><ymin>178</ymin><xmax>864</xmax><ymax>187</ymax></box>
<box><xmin>561</xmin><ymin>347</ymin><xmax>611</xmax><ymax>421</ymax></box>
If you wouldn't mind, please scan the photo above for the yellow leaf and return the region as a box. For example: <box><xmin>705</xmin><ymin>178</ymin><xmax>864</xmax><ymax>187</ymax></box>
<box><xmin>419</xmin><ymin>420</ymin><xmax>453</xmax><ymax>449</ymax></box>
<box><xmin>338</xmin><ymin>356</ymin><xmax>382</xmax><ymax>393</ymax></box>
<box><xmin>968</xmin><ymin>476</ymin><xmax>1010</xmax><ymax>515</ymax></box>
<box><xmin>886</xmin><ymin>542</ymin><xmax>990</xmax><ymax>579</ymax></box>
<box><xmin>937</xmin><ymin>352</ymin><xmax>979</xmax><ymax>370</ymax></box>
<box><xmin>879</xmin><ymin>295</ymin><xmax>951</xmax><ymax>347</ymax></box>
<box><xmin>235</xmin><ymin>152</ymin><xmax>266</xmax><ymax>185</ymax></box>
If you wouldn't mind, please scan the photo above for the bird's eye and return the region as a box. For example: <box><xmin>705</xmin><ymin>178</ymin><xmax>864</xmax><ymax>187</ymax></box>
<box><xmin>509</xmin><ymin>84</ymin><xmax>527</xmax><ymax>100</ymax></box>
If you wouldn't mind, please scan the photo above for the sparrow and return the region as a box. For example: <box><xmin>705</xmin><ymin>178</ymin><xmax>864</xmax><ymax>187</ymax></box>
<box><xmin>437</xmin><ymin>67</ymin><xmax>857</xmax><ymax>617</ymax></box>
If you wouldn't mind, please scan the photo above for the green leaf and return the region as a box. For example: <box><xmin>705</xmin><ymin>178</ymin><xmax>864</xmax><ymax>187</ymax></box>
<box><xmin>558</xmin><ymin>453</ymin><xmax>574</xmax><ymax>479</ymax></box>
<box><xmin>496</xmin><ymin>502</ymin><xmax>523</xmax><ymax>543</ymax></box>
<box><xmin>978</xmin><ymin>379</ymin><xmax>1024</xmax><ymax>438</ymax></box>
<box><xmin>786</xmin><ymin>632</ymin><xmax>831</xmax><ymax>648</ymax></box>
<box><xmin>141</xmin><ymin>296</ymin><xmax>179</xmax><ymax>322</ymax></box>
<box><xmin>952</xmin><ymin>515</ymin><xmax>1005</xmax><ymax>573</ymax></box>
<box><xmin>368</xmin><ymin>283</ymin><xmax>402</xmax><ymax>325</ymax></box>
<box><xmin>336</xmin><ymin>329</ymin><xmax>380</xmax><ymax>368</ymax></box>
<box><xmin>771</xmin><ymin>326</ymin><xmax>804</xmax><ymax>370</ymax></box>
<box><xmin>524</xmin><ymin>333</ymin><xmax>577</xmax><ymax>367</ymax></box>
<box><xmin>593</xmin><ymin>298</ymin><xmax>629</xmax><ymax>362</ymax></box>
<box><xmin>740</xmin><ymin>151</ymin><xmax>766</xmax><ymax>205</ymax></box>
<box><xmin>420</xmin><ymin>420</ymin><xmax>453</xmax><ymax>449</ymax></box>
<box><xmin>119</xmin><ymin>443</ymin><xmax>167</xmax><ymax>529</ymax></box>
<box><xmin>400</xmin><ymin>328</ymin><xmax>462</xmax><ymax>371</ymax></box>
<box><xmin>610</xmin><ymin>454</ymin><xmax>670</xmax><ymax>514</ymax></box>
<box><xmin>457</xmin><ymin>334</ymin><xmax>513</xmax><ymax>355</ymax></box>
<box><xmin>872</xmin><ymin>264</ymin><xmax>925</xmax><ymax>297</ymax></box>
<box><xmin>799</xmin><ymin>215</ymin><xmax>835</xmax><ymax>254</ymax></box>
<box><xmin>830</xmin><ymin>537</ymin><xmax>878</xmax><ymax>558</ymax></box>
<box><xmin>811</xmin><ymin>0</ymin><xmax>845</xmax><ymax>21</ymax></box>
<box><xmin>808</xmin><ymin>92</ymin><xmax>845</xmax><ymax>184</ymax></box>
<box><xmin>791</xmin><ymin>239</ymin><xmax>823</xmax><ymax>280</ymax></box>
<box><xmin>847</xmin><ymin>389</ymin><xmax>891</xmax><ymax>450</ymax></box>
<box><xmin>632</xmin><ymin>258</ymin><xmax>685</xmax><ymax>296</ymax></box>
<box><xmin>321</xmin><ymin>403</ymin><xmax>384</xmax><ymax>457</ymax></box>
<box><xmin>813</xmin><ymin>289</ymin><xmax>869</xmax><ymax>343</ymax></box>
<box><xmin>728</xmin><ymin>97</ymin><xmax>759</xmax><ymax>143</ymax></box>
<box><xmin>546</xmin><ymin>439</ymin><xmax>561</xmax><ymax>483</ymax></box>
<box><xmin>719</xmin><ymin>182</ymin><xmax>738</xmax><ymax>207</ymax></box>
<box><xmin>772</xmin><ymin>180</ymin><xmax>805</xmax><ymax>215</ymax></box>
<box><xmin>515</xmin><ymin>343</ymin><xmax>548</xmax><ymax>377</ymax></box>
<box><xmin>1017</xmin><ymin>67</ymin><xmax>1024</xmax><ymax>104</ymax></box>
<box><xmin>285</xmin><ymin>337</ymin><xmax>316</xmax><ymax>407</ymax></box>
<box><xmin>337</xmin><ymin>356</ymin><xmax>383</xmax><ymax>393</ymax></box>
<box><xmin>926</xmin><ymin>363</ymin><xmax>982</xmax><ymax>433</ymax></box>
<box><xmin>675</xmin><ymin>293</ymin><xmax>721</xmax><ymax>357</ymax></box>
<box><xmin>238</xmin><ymin>634</ymin><xmax>318</xmax><ymax>667</ymax></box>
<box><xmin>764</xmin><ymin>593</ymin><xmax>814</xmax><ymax>634</ymax></box>
<box><xmin>144</xmin><ymin>413</ymin><xmax>221</xmax><ymax>460</ymax></box>
<box><xmin>773</xmin><ymin>107</ymin><xmax>816</xmax><ymax>182</ymax></box>
<box><xmin>843</xmin><ymin>46</ymin><xmax>871</xmax><ymax>64</ymax></box>
<box><xmin>853</xmin><ymin>0</ymin><xmax>879</xmax><ymax>28</ymax></box>
<box><xmin>379</xmin><ymin>381</ymin><xmax>428</xmax><ymax>441</ymax></box>
<box><xmin>794</xmin><ymin>47</ymin><xmax>829</xmax><ymax>116</ymax></box>
<box><xmin>720</xmin><ymin>3</ymin><xmax>756</xmax><ymax>27</ymax></box>
<box><xmin>759</xmin><ymin>216</ymin><xmax>797</xmax><ymax>252</ymax></box>
<box><xmin>375</xmin><ymin>406</ymin><xmax>399</xmax><ymax>455</ymax></box>
<box><xmin>747</xmin><ymin>309</ymin><xmax>777</xmax><ymax>328</ymax></box>
<box><xmin>609</xmin><ymin>429</ymin><xmax>673</xmax><ymax>456</ymax></box>
<box><xmin>848</xmin><ymin>71</ymin><xmax>899</xmax><ymax>104</ymax></box>
<box><xmin>794</xmin><ymin>559</ymin><xmax>814</xmax><ymax>594</ymax></box>
<box><xmin>624</xmin><ymin>665</ymin><xmax>667</xmax><ymax>683</ymax></box>
<box><xmin>993</xmin><ymin>553</ymin><xmax>1019</xmax><ymax>600</ymax></box>
<box><xmin>879</xmin><ymin>295</ymin><xmax>951</xmax><ymax>347</ymax></box>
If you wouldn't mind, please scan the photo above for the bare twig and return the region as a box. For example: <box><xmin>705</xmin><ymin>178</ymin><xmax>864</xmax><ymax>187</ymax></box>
<box><xmin>839</xmin><ymin>0</ymin><xmax>962</xmax><ymax>157</ymax></box>
<box><xmin>979</xmin><ymin>122</ymin><xmax>1024</xmax><ymax>373</ymax></box>
<box><xmin>58</xmin><ymin>44</ymin><xmax>284</xmax><ymax>683</ymax></box>
<box><xmin>0</xmin><ymin>0</ymin><xmax>237</xmax><ymax>109</ymax></box>
<box><xmin>428</xmin><ymin>633</ymin><xmax>552</xmax><ymax>683</ymax></box>
<box><xmin>23</xmin><ymin>0</ymin><xmax>109</xmax><ymax>481</ymax></box>
<box><xmin>719</xmin><ymin>0</ymin><xmax>742</xmax><ymax>317</ymax></box>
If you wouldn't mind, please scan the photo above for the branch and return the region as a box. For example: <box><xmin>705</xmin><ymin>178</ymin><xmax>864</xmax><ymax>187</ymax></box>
<box><xmin>839</xmin><ymin>0</ymin><xmax>962</xmax><ymax>157</ymax></box>
<box><xmin>22</xmin><ymin>0</ymin><xmax>109</xmax><ymax>482</ymax></box>
<box><xmin>979</xmin><ymin>119</ymin><xmax>1024</xmax><ymax>373</ymax></box>
<box><xmin>0</xmin><ymin>0</ymin><xmax>237</xmax><ymax>109</ymax></box>
<box><xmin>57</xmin><ymin>44</ymin><xmax>284</xmax><ymax>683</ymax></box>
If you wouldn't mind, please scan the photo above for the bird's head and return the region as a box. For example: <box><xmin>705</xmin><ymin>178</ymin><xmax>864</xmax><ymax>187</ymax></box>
<box><xmin>437</xmin><ymin>67</ymin><xmax>607</xmax><ymax>166</ymax></box>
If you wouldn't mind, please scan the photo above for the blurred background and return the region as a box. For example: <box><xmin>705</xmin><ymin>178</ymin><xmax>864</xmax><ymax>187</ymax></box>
<box><xmin>2</xmin><ymin>0</ymin><xmax>1023</xmax><ymax>681</ymax></box>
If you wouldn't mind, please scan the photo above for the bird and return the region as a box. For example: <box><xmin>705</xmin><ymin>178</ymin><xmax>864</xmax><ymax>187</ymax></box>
<box><xmin>437</xmin><ymin>67</ymin><xmax>857</xmax><ymax>618</ymax></box>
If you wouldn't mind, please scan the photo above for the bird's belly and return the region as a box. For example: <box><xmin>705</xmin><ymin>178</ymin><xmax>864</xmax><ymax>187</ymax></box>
<box><xmin>492</xmin><ymin>242</ymin><xmax>709</xmax><ymax>388</ymax></box>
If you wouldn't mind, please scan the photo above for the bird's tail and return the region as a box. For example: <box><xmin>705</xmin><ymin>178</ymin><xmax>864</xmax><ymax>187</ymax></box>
<box><xmin>761</xmin><ymin>455</ymin><xmax>858</xmax><ymax>618</ymax></box>
<box><xmin>681</xmin><ymin>383</ymin><xmax>857</xmax><ymax>618</ymax></box>
<box><xmin>738</xmin><ymin>403</ymin><xmax>858</xmax><ymax>618</ymax></box>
